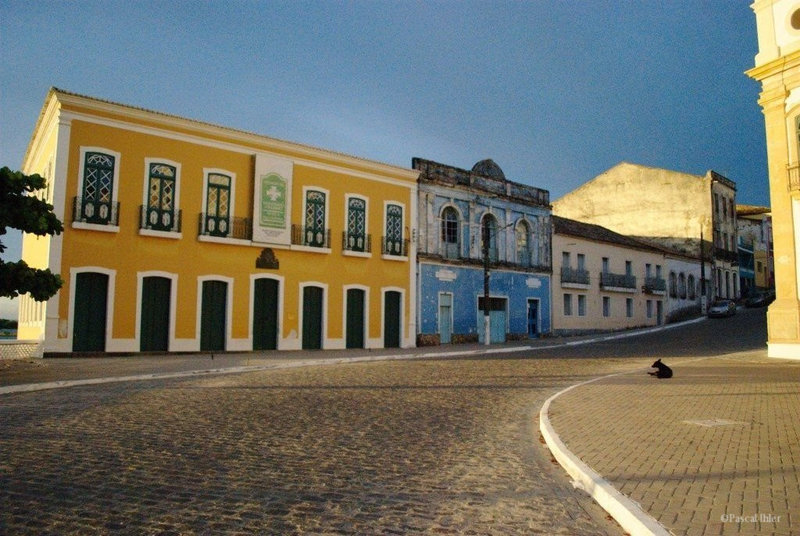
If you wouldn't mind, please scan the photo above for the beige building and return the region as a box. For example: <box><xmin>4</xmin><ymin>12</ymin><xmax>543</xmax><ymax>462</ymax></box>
<box><xmin>553</xmin><ymin>162</ymin><xmax>739</xmax><ymax>304</ymax></box>
<box><xmin>553</xmin><ymin>216</ymin><xmax>666</xmax><ymax>335</ymax></box>
<box><xmin>747</xmin><ymin>0</ymin><xmax>800</xmax><ymax>359</ymax></box>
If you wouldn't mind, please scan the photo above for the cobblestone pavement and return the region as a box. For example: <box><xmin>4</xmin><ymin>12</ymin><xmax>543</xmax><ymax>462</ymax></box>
<box><xmin>548</xmin><ymin>351</ymin><xmax>800</xmax><ymax>536</ymax></box>
<box><xmin>1</xmin><ymin>355</ymin><xmax>642</xmax><ymax>535</ymax></box>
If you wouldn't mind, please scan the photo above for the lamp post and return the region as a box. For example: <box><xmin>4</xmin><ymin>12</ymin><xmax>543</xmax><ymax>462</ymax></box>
<box><xmin>480</xmin><ymin>216</ymin><xmax>519</xmax><ymax>346</ymax></box>
<box><xmin>700</xmin><ymin>226</ymin><xmax>708</xmax><ymax>315</ymax></box>
<box><xmin>482</xmin><ymin>221</ymin><xmax>491</xmax><ymax>345</ymax></box>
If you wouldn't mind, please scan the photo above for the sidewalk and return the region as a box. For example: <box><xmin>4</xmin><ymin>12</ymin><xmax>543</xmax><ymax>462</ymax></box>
<box><xmin>542</xmin><ymin>350</ymin><xmax>800</xmax><ymax>536</ymax></box>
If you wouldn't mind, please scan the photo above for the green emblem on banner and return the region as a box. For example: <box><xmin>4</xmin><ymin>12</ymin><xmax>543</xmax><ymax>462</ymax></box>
<box><xmin>260</xmin><ymin>173</ymin><xmax>286</xmax><ymax>228</ymax></box>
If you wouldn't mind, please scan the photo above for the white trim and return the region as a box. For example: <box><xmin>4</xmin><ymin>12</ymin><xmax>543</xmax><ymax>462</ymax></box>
<box><xmin>58</xmin><ymin>108</ymin><xmax>419</xmax><ymax>189</ymax></box>
<box><xmin>438</xmin><ymin>291</ymin><xmax>454</xmax><ymax>343</ymax></box>
<box><xmin>383</xmin><ymin>199</ymin><xmax>406</xmax><ymax>258</ymax></box>
<box><xmin>200</xmin><ymin>168</ymin><xmax>237</xmax><ymax>238</ymax></box>
<box><xmin>299</xmin><ymin>281</ymin><xmax>328</xmax><ymax>350</ymax></box>
<box><xmin>381</xmin><ymin>286</ymin><xmax>408</xmax><ymax>348</ymax></box>
<box><xmin>71</xmin><ymin>222</ymin><xmax>120</xmax><ymax>233</ymax></box>
<box><xmin>248</xmin><ymin>274</ymin><xmax>285</xmax><ymax>351</ymax></box>
<box><xmin>141</xmin><ymin>157</ymin><xmax>182</xmax><ymax>233</ymax></box>
<box><xmin>196</xmin><ymin>275</ymin><xmax>235</xmax><ymax>352</ymax></box>
<box><xmin>135</xmin><ymin>271</ymin><xmax>178</xmax><ymax>352</ymax></box>
<box><xmin>768</xmin><ymin>342</ymin><xmax>800</xmax><ymax>359</ymax></box>
<box><xmin>342</xmin><ymin>284</ymin><xmax>370</xmax><ymax>350</ymax></box>
<box><xmin>75</xmin><ymin>146</ymin><xmax>122</xmax><ymax>224</ymax></box>
<box><xmin>68</xmin><ymin>266</ymin><xmax>116</xmax><ymax>352</ymax></box>
<box><xmin>42</xmin><ymin>117</ymin><xmax>72</xmax><ymax>351</ymax></box>
<box><xmin>343</xmin><ymin>193</ymin><xmax>371</xmax><ymax>256</ymax></box>
<box><xmin>139</xmin><ymin>229</ymin><xmax>182</xmax><ymax>240</ymax></box>
<box><xmin>342</xmin><ymin>250</ymin><xmax>371</xmax><ymax>259</ymax></box>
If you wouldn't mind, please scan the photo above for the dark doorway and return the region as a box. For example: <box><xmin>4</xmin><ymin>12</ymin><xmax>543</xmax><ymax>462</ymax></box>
<box><xmin>73</xmin><ymin>272</ymin><xmax>108</xmax><ymax>352</ymax></box>
<box><xmin>253</xmin><ymin>278</ymin><xmax>279</xmax><ymax>351</ymax></box>
<box><xmin>141</xmin><ymin>276</ymin><xmax>170</xmax><ymax>351</ymax></box>
<box><xmin>201</xmin><ymin>280</ymin><xmax>227</xmax><ymax>351</ymax></box>
<box><xmin>302</xmin><ymin>286</ymin><xmax>323</xmax><ymax>350</ymax></box>
<box><xmin>384</xmin><ymin>290</ymin><xmax>401</xmax><ymax>348</ymax></box>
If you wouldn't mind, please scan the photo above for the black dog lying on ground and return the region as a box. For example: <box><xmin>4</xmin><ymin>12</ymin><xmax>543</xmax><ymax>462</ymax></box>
<box><xmin>648</xmin><ymin>358</ymin><xmax>673</xmax><ymax>379</ymax></box>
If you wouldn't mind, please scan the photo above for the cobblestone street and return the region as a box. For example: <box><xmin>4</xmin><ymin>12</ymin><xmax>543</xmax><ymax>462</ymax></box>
<box><xmin>1</xmin><ymin>355</ymin><xmax>639</xmax><ymax>535</ymax></box>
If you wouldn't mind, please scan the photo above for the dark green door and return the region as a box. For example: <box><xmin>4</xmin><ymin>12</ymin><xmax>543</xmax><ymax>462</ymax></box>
<box><xmin>346</xmin><ymin>288</ymin><xmax>365</xmax><ymax>349</ymax></box>
<box><xmin>302</xmin><ymin>286</ymin><xmax>323</xmax><ymax>350</ymax></box>
<box><xmin>384</xmin><ymin>290</ymin><xmax>401</xmax><ymax>348</ymax></box>
<box><xmin>253</xmin><ymin>278</ymin><xmax>279</xmax><ymax>351</ymax></box>
<box><xmin>201</xmin><ymin>280</ymin><xmax>227</xmax><ymax>351</ymax></box>
<box><xmin>141</xmin><ymin>276</ymin><xmax>170</xmax><ymax>351</ymax></box>
<box><xmin>73</xmin><ymin>272</ymin><xmax>108</xmax><ymax>352</ymax></box>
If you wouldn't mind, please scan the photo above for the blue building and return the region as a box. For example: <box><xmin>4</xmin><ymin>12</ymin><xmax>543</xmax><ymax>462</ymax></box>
<box><xmin>414</xmin><ymin>158</ymin><xmax>552</xmax><ymax>344</ymax></box>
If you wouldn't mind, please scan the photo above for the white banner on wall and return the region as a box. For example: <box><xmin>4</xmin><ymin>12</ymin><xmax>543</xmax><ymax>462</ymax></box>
<box><xmin>252</xmin><ymin>154</ymin><xmax>293</xmax><ymax>245</ymax></box>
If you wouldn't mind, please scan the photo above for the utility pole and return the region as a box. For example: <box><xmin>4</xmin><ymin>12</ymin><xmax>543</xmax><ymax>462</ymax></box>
<box><xmin>700</xmin><ymin>228</ymin><xmax>708</xmax><ymax>314</ymax></box>
<box><xmin>482</xmin><ymin>221</ymin><xmax>491</xmax><ymax>346</ymax></box>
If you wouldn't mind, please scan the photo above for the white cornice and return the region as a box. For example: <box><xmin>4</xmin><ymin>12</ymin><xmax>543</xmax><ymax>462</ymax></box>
<box><xmin>22</xmin><ymin>90</ymin><xmax>61</xmax><ymax>171</ymax></box>
<box><xmin>51</xmin><ymin>89</ymin><xmax>420</xmax><ymax>186</ymax></box>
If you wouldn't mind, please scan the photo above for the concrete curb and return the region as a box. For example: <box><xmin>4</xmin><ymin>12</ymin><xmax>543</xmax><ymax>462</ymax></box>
<box><xmin>539</xmin><ymin>371</ymin><xmax>673</xmax><ymax>536</ymax></box>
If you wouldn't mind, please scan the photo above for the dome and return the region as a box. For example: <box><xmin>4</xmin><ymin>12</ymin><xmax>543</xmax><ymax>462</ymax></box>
<box><xmin>471</xmin><ymin>159</ymin><xmax>506</xmax><ymax>180</ymax></box>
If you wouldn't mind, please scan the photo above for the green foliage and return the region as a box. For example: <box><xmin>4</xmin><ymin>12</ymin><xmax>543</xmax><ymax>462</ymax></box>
<box><xmin>0</xmin><ymin>318</ymin><xmax>19</xmax><ymax>330</ymax></box>
<box><xmin>0</xmin><ymin>167</ymin><xmax>64</xmax><ymax>301</ymax></box>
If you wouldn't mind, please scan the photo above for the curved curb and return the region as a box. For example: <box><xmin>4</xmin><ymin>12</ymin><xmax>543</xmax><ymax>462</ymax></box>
<box><xmin>539</xmin><ymin>372</ymin><xmax>673</xmax><ymax>536</ymax></box>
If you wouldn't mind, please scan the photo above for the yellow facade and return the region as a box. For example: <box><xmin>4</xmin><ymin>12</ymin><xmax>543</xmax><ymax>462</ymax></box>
<box><xmin>19</xmin><ymin>89</ymin><xmax>419</xmax><ymax>353</ymax></box>
<box><xmin>748</xmin><ymin>0</ymin><xmax>800</xmax><ymax>359</ymax></box>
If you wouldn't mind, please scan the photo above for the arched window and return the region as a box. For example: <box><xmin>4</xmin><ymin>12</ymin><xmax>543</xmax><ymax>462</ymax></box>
<box><xmin>669</xmin><ymin>272</ymin><xmax>678</xmax><ymax>298</ymax></box>
<box><xmin>516</xmin><ymin>220</ymin><xmax>531</xmax><ymax>267</ymax></box>
<box><xmin>687</xmin><ymin>274</ymin><xmax>696</xmax><ymax>300</ymax></box>
<box><xmin>481</xmin><ymin>214</ymin><xmax>498</xmax><ymax>262</ymax></box>
<box><xmin>678</xmin><ymin>273</ymin><xmax>687</xmax><ymax>299</ymax></box>
<box><xmin>441</xmin><ymin>206</ymin><xmax>459</xmax><ymax>259</ymax></box>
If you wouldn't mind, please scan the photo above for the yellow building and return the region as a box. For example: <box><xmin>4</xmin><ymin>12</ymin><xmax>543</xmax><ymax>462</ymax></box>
<box><xmin>18</xmin><ymin>88</ymin><xmax>419</xmax><ymax>354</ymax></box>
<box><xmin>747</xmin><ymin>0</ymin><xmax>800</xmax><ymax>359</ymax></box>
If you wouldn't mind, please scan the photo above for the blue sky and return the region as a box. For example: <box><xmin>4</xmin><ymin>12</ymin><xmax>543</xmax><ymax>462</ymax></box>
<box><xmin>0</xmin><ymin>1</ymin><xmax>766</xmax><ymax>319</ymax></box>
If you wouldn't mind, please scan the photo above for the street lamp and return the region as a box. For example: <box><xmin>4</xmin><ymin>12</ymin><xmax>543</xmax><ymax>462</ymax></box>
<box><xmin>480</xmin><ymin>215</ymin><xmax>519</xmax><ymax>346</ymax></box>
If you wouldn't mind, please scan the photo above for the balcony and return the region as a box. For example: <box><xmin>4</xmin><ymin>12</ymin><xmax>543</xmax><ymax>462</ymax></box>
<box><xmin>198</xmin><ymin>213</ymin><xmax>252</xmax><ymax>240</ymax></box>
<box><xmin>600</xmin><ymin>272</ymin><xmax>637</xmax><ymax>292</ymax></box>
<box><xmin>292</xmin><ymin>224</ymin><xmax>331</xmax><ymax>249</ymax></box>
<box><xmin>140</xmin><ymin>205</ymin><xmax>181</xmax><ymax>233</ymax></box>
<box><xmin>72</xmin><ymin>196</ymin><xmax>120</xmax><ymax>226</ymax></box>
<box><xmin>643</xmin><ymin>276</ymin><xmax>666</xmax><ymax>295</ymax></box>
<box><xmin>382</xmin><ymin>236</ymin><xmax>409</xmax><ymax>257</ymax></box>
<box><xmin>342</xmin><ymin>231</ymin><xmax>372</xmax><ymax>253</ymax></box>
<box><xmin>788</xmin><ymin>163</ymin><xmax>800</xmax><ymax>193</ymax></box>
<box><xmin>561</xmin><ymin>266</ymin><xmax>590</xmax><ymax>286</ymax></box>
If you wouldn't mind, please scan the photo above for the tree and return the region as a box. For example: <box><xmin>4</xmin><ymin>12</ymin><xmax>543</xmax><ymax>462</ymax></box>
<box><xmin>0</xmin><ymin>167</ymin><xmax>63</xmax><ymax>301</ymax></box>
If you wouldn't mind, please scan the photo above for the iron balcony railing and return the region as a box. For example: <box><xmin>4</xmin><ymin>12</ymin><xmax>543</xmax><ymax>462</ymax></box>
<box><xmin>643</xmin><ymin>276</ymin><xmax>666</xmax><ymax>294</ymax></box>
<box><xmin>140</xmin><ymin>205</ymin><xmax>181</xmax><ymax>233</ymax></box>
<box><xmin>382</xmin><ymin>236</ymin><xmax>409</xmax><ymax>257</ymax></box>
<box><xmin>788</xmin><ymin>163</ymin><xmax>800</xmax><ymax>193</ymax></box>
<box><xmin>292</xmin><ymin>224</ymin><xmax>331</xmax><ymax>248</ymax></box>
<box><xmin>198</xmin><ymin>213</ymin><xmax>252</xmax><ymax>240</ymax></box>
<box><xmin>561</xmin><ymin>266</ymin><xmax>590</xmax><ymax>285</ymax></box>
<box><xmin>600</xmin><ymin>272</ymin><xmax>637</xmax><ymax>290</ymax></box>
<box><xmin>72</xmin><ymin>196</ymin><xmax>120</xmax><ymax>226</ymax></box>
<box><xmin>342</xmin><ymin>231</ymin><xmax>372</xmax><ymax>253</ymax></box>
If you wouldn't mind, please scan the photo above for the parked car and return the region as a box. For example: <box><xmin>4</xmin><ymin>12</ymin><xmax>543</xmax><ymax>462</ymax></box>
<box><xmin>745</xmin><ymin>292</ymin><xmax>775</xmax><ymax>308</ymax></box>
<box><xmin>708</xmin><ymin>300</ymin><xmax>737</xmax><ymax>317</ymax></box>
